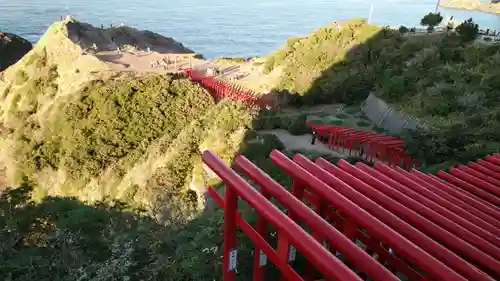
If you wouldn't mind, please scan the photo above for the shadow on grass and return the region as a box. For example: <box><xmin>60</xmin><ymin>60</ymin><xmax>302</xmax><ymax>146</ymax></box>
<box><xmin>0</xmin><ymin>181</ymin><xmax>228</xmax><ymax>281</ymax></box>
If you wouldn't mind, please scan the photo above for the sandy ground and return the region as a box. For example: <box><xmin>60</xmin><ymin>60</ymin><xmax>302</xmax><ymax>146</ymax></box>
<box><xmin>64</xmin><ymin>19</ymin><xmax>271</xmax><ymax>90</ymax></box>
<box><xmin>94</xmin><ymin>49</ymin><xmax>202</xmax><ymax>73</ymax></box>
<box><xmin>59</xmin><ymin>17</ymin><xmax>281</xmax><ymax>94</ymax></box>
<box><xmin>258</xmin><ymin>129</ymin><xmax>348</xmax><ymax>158</ymax></box>
<box><xmin>93</xmin><ymin>48</ymin><xmax>276</xmax><ymax>93</ymax></box>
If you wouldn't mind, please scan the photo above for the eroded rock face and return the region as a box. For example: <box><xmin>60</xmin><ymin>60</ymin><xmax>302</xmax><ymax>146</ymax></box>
<box><xmin>440</xmin><ymin>0</ymin><xmax>500</xmax><ymax>14</ymax></box>
<box><xmin>0</xmin><ymin>32</ymin><xmax>32</xmax><ymax>71</ymax></box>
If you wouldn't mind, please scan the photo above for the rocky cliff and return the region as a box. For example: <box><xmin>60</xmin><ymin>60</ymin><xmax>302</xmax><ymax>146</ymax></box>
<box><xmin>0</xmin><ymin>32</ymin><xmax>32</xmax><ymax>71</ymax></box>
<box><xmin>440</xmin><ymin>0</ymin><xmax>500</xmax><ymax>14</ymax></box>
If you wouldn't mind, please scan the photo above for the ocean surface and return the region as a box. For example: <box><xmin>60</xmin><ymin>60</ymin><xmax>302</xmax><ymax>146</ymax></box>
<box><xmin>2</xmin><ymin>0</ymin><xmax>500</xmax><ymax>58</ymax></box>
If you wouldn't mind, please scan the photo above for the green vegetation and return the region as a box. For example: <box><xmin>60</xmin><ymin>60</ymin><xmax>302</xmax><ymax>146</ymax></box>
<box><xmin>0</xmin><ymin>44</ymin><xmax>256</xmax><ymax>214</ymax></box>
<box><xmin>263</xmin><ymin>17</ymin><xmax>500</xmax><ymax>170</ymax></box>
<box><xmin>329</xmin><ymin>119</ymin><xmax>344</xmax><ymax>125</ymax></box>
<box><xmin>399</xmin><ymin>26</ymin><xmax>409</xmax><ymax>34</ymax></box>
<box><xmin>253</xmin><ymin>110</ymin><xmax>309</xmax><ymax>135</ymax></box>
<box><xmin>5</xmin><ymin>72</ymin><xmax>218</xmax><ymax>207</ymax></box>
<box><xmin>0</xmin><ymin>183</ymin><xmax>227</xmax><ymax>281</ymax></box>
<box><xmin>0</xmin><ymin>127</ymin><xmax>292</xmax><ymax>281</ymax></box>
<box><xmin>420</xmin><ymin>12</ymin><xmax>443</xmax><ymax>32</ymax></box>
<box><xmin>28</xmin><ymin>75</ymin><xmax>213</xmax><ymax>179</ymax></box>
<box><xmin>456</xmin><ymin>18</ymin><xmax>479</xmax><ymax>42</ymax></box>
<box><xmin>263</xmin><ymin>19</ymin><xmax>409</xmax><ymax>104</ymax></box>
<box><xmin>215</xmin><ymin>57</ymin><xmax>247</xmax><ymax>64</ymax></box>
<box><xmin>2</xmin><ymin>15</ymin><xmax>500</xmax><ymax>280</ymax></box>
<box><xmin>356</xmin><ymin>120</ymin><xmax>371</xmax><ymax>127</ymax></box>
<box><xmin>372</xmin><ymin>125</ymin><xmax>385</xmax><ymax>133</ymax></box>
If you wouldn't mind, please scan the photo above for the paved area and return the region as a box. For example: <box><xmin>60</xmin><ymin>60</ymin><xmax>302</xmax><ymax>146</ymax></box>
<box><xmin>258</xmin><ymin>129</ymin><xmax>348</xmax><ymax>158</ymax></box>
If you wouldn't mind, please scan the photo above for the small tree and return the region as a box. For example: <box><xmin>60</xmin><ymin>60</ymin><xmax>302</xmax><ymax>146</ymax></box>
<box><xmin>456</xmin><ymin>18</ymin><xmax>479</xmax><ymax>42</ymax></box>
<box><xmin>399</xmin><ymin>26</ymin><xmax>409</xmax><ymax>34</ymax></box>
<box><xmin>420</xmin><ymin>12</ymin><xmax>444</xmax><ymax>32</ymax></box>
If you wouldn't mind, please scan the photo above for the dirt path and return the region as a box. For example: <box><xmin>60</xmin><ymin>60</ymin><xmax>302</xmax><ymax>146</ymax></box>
<box><xmin>258</xmin><ymin>129</ymin><xmax>348</xmax><ymax>158</ymax></box>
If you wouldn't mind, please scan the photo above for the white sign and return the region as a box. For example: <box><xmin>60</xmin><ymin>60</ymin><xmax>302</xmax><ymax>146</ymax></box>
<box><xmin>229</xmin><ymin>249</ymin><xmax>237</xmax><ymax>271</ymax></box>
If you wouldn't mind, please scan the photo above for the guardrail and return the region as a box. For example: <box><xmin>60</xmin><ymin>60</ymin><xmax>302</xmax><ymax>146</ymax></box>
<box><xmin>203</xmin><ymin>150</ymin><xmax>499</xmax><ymax>281</ymax></box>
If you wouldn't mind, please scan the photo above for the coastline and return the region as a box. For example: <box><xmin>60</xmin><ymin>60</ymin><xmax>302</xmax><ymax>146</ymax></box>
<box><xmin>440</xmin><ymin>0</ymin><xmax>500</xmax><ymax>15</ymax></box>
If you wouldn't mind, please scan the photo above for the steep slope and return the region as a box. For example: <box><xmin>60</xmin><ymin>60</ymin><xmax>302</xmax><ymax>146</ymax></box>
<box><xmin>0</xmin><ymin>18</ymin><xmax>255</xmax><ymax>218</ymax></box>
<box><xmin>262</xmin><ymin>19</ymin><xmax>415</xmax><ymax>105</ymax></box>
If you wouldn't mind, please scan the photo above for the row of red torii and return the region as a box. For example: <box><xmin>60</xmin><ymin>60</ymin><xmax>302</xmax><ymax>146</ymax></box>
<box><xmin>184</xmin><ymin>69</ymin><xmax>417</xmax><ymax>169</ymax></box>
<box><xmin>204</xmin><ymin>150</ymin><xmax>500</xmax><ymax>281</ymax></box>
<box><xmin>186</xmin><ymin>68</ymin><xmax>499</xmax><ymax>280</ymax></box>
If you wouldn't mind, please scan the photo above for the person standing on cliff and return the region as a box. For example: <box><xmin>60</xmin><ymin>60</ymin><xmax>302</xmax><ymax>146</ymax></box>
<box><xmin>311</xmin><ymin>131</ymin><xmax>317</xmax><ymax>145</ymax></box>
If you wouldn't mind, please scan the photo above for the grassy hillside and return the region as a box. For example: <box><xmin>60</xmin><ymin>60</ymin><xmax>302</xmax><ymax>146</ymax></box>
<box><xmin>0</xmin><ymin>132</ymin><xmax>288</xmax><ymax>281</ymax></box>
<box><xmin>264</xmin><ymin>18</ymin><xmax>500</xmax><ymax>170</ymax></box>
<box><xmin>263</xmin><ymin>19</ymin><xmax>391</xmax><ymax>104</ymax></box>
<box><xmin>0</xmin><ymin>19</ymin><xmax>256</xmax><ymax>217</ymax></box>
<box><xmin>0</xmin><ymin>19</ymin><xmax>262</xmax><ymax>280</ymax></box>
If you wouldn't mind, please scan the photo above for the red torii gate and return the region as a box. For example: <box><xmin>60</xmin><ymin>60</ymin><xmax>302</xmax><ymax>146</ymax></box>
<box><xmin>184</xmin><ymin>69</ymin><xmax>273</xmax><ymax>108</ymax></box>
<box><xmin>203</xmin><ymin>150</ymin><xmax>500</xmax><ymax>281</ymax></box>
<box><xmin>307</xmin><ymin>122</ymin><xmax>416</xmax><ymax>169</ymax></box>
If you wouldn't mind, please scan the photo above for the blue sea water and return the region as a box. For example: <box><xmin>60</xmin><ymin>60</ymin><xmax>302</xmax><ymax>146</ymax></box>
<box><xmin>1</xmin><ymin>0</ymin><xmax>500</xmax><ymax>58</ymax></box>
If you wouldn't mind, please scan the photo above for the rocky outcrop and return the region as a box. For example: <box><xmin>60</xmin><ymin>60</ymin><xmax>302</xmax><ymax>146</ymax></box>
<box><xmin>440</xmin><ymin>0</ymin><xmax>500</xmax><ymax>14</ymax></box>
<box><xmin>0</xmin><ymin>32</ymin><xmax>32</xmax><ymax>71</ymax></box>
<box><xmin>65</xmin><ymin>19</ymin><xmax>195</xmax><ymax>53</ymax></box>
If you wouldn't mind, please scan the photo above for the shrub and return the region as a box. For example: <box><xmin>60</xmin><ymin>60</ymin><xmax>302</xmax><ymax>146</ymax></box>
<box><xmin>420</xmin><ymin>12</ymin><xmax>443</xmax><ymax>29</ymax></box>
<box><xmin>456</xmin><ymin>18</ymin><xmax>479</xmax><ymax>42</ymax></box>
<box><xmin>328</xmin><ymin>119</ymin><xmax>344</xmax><ymax>125</ymax></box>
<box><xmin>285</xmin><ymin>114</ymin><xmax>309</xmax><ymax>135</ymax></box>
<box><xmin>29</xmin><ymin>75</ymin><xmax>213</xmax><ymax>179</ymax></box>
<box><xmin>399</xmin><ymin>26</ymin><xmax>409</xmax><ymax>34</ymax></box>
<box><xmin>215</xmin><ymin>57</ymin><xmax>247</xmax><ymax>64</ymax></box>
<box><xmin>356</xmin><ymin>120</ymin><xmax>371</xmax><ymax>127</ymax></box>
<box><xmin>0</xmin><ymin>184</ymin><xmax>228</xmax><ymax>281</ymax></box>
<box><xmin>336</xmin><ymin>113</ymin><xmax>349</xmax><ymax>119</ymax></box>
<box><xmin>372</xmin><ymin>125</ymin><xmax>385</xmax><ymax>133</ymax></box>
<box><xmin>7</xmin><ymin>73</ymin><xmax>241</xmax><ymax>213</ymax></box>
